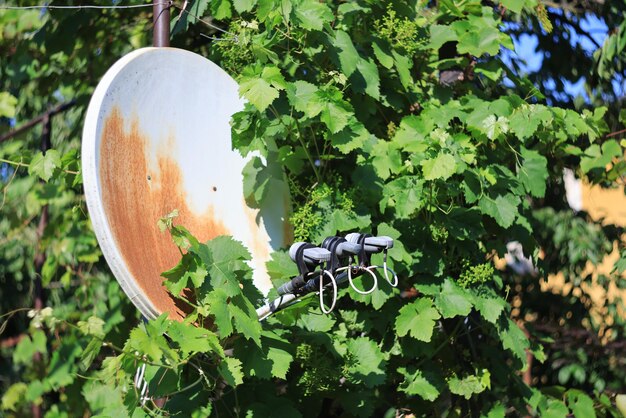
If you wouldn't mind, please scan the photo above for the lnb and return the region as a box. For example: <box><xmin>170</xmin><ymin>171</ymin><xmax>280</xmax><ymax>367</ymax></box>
<box><xmin>289</xmin><ymin>242</ymin><xmax>331</xmax><ymax>265</ymax></box>
<box><xmin>345</xmin><ymin>233</ymin><xmax>394</xmax><ymax>253</ymax></box>
<box><xmin>321</xmin><ymin>236</ymin><xmax>361</xmax><ymax>257</ymax></box>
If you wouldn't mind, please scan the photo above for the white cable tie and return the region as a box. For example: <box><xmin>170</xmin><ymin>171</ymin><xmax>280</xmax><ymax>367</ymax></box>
<box><xmin>367</xmin><ymin>264</ymin><xmax>398</xmax><ymax>288</ymax></box>
<box><xmin>134</xmin><ymin>363</ymin><xmax>146</xmax><ymax>388</ymax></box>
<box><xmin>140</xmin><ymin>378</ymin><xmax>149</xmax><ymax>406</ymax></box>
<box><xmin>338</xmin><ymin>262</ymin><xmax>377</xmax><ymax>295</ymax></box>
<box><xmin>382</xmin><ymin>250</ymin><xmax>398</xmax><ymax>287</ymax></box>
<box><xmin>319</xmin><ymin>269</ymin><xmax>337</xmax><ymax>314</ymax></box>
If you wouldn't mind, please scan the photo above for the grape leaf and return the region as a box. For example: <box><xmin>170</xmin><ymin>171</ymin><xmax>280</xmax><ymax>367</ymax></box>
<box><xmin>518</xmin><ymin>147</ymin><xmax>548</xmax><ymax>198</ymax></box>
<box><xmin>219</xmin><ymin>357</ymin><xmax>244</xmax><ymax>387</ymax></box>
<box><xmin>345</xmin><ymin>337</ymin><xmax>386</xmax><ymax>388</ymax></box>
<box><xmin>381</xmin><ymin>176</ymin><xmax>424</xmax><ymax>218</ymax></box>
<box><xmin>333</xmin><ymin>30</ymin><xmax>359</xmax><ymax>77</ymax></box>
<box><xmin>472</xmin><ymin>290</ymin><xmax>506</xmax><ymax>324</ymax></box>
<box><xmin>421</xmin><ymin>152</ymin><xmax>456</xmax><ymax>181</ymax></box>
<box><xmin>398</xmin><ymin>367</ymin><xmax>441</xmax><ymax>401</ymax></box>
<box><xmin>29</xmin><ymin>150</ymin><xmax>61</xmax><ymax>182</ymax></box>
<box><xmin>566</xmin><ymin>390</ymin><xmax>595</xmax><ymax>418</ymax></box>
<box><xmin>294</xmin><ymin>0</ymin><xmax>333</xmax><ymax>31</ymax></box>
<box><xmin>168</xmin><ymin>321</ymin><xmax>224</xmax><ymax>357</ymax></box>
<box><xmin>435</xmin><ymin>279</ymin><xmax>473</xmax><ymax>318</ymax></box>
<box><xmin>478</xmin><ymin>194</ymin><xmax>519</xmax><ymax>228</ymax></box>
<box><xmin>395</xmin><ymin>298</ymin><xmax>441</xmax><ymax>342</ymax></box>
<box><xmin>233</xmin><ymin>0</ymin><xmax>256</xmax><ymax>13</ymax></box>
<box><xmin>496</xmin><ymin>317</ymin><xmax>529</xmax><ymax>366</ymax></box>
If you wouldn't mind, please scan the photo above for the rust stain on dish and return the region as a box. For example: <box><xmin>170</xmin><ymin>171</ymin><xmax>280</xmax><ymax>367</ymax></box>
<box><xmin>99</xmin><ymin>107</ymin><xmax>228</xmax><ymax>320</ymax></box>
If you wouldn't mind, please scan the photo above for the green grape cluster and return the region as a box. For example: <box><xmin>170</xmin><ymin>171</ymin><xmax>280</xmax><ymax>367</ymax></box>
<box><xmin>295</xmin><ymin>343</ymin><xmax>341</xmax><ymax>396</ymax></box>
<box><xmin>535</xmin><ymin>4</ymin><xmax>553</xmax><ymax>34</ymax></box>
<box><xmin>429</xmin><ymin>223</ymin><xmax>449</xmax><ymax>243</ymax></box>
<box><xmin>290</xmin><ymin>184</ymin><xmax>357</xmax><ymax>242</ymax></box>
<box><xmin>458</xmin><ymin>262</ymin><xmax>495</xmax><ymax>288</ymax></box>
<box><xmin>290</xmin><ymin>187</ymin><xmax>331</xmax><ymax>242</ymax></box>
<box><xmin>386</xmin><ymin>121</ymin><xmax>398</xmax><ymax>140</ymax></box>
<box><xmin>214</xmin><ymin>20</ymin><xmax>256</xmax><ymax>74</ymax></box>
<box><xmin>374</xmin><ymin>5</ymin><xmax>427</xmax><ymax>56</ymax></box>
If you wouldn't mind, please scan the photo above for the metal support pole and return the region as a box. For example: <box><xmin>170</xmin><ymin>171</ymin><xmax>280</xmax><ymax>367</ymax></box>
<box><xmin>33</xmin><ymin>113</ymin><xmax>51</xmax><ymax>310</ymax></box>
<box><xmin>153</xmin><ymin>0</ymin><xmax>170</xmax><ymax>47</ymax></box>
<box><xmin>31</xmin><ymin>112</ymin><xmax>51</xmax><ymax>418</ymax></box>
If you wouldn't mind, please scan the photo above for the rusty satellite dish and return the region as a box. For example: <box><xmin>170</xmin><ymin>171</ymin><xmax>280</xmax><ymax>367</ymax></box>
<box><xmin>82</xmin><ymin>47</ymin><xmax>290</xmax><ymax>321</ymax></box>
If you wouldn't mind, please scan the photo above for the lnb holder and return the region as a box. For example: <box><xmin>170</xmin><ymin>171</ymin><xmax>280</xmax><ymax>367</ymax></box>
<box><xmin>258</xmin><ymin>231</ymin><xmax>398</xmax><ymax>320</ymax></box>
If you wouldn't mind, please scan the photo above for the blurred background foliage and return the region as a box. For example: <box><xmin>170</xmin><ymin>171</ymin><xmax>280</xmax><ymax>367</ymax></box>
<box><xmin>0</xmin><ymin>0</ymin><xmax>625</xmax><ymax>417</ymax></box>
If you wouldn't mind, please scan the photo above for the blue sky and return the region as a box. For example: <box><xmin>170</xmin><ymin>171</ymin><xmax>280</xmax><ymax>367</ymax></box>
<box><xmin>506</xmin><ymin>13</ymin><xmax>624</xmax><ymax>102</ymax></box>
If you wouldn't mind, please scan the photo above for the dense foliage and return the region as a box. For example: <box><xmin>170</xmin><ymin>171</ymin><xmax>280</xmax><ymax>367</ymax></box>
<box><xmin>1</xmin><ymin>0</ymin><xmax>626</xmax><ymax>417</ymax></box>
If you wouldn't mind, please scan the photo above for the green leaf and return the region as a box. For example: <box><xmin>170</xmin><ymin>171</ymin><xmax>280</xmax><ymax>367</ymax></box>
<box><xmin>77</xmin><ymin>316</ymin><xmax>105</xmax><ymax>338</ymax></box>
<box><xmin>306</xmin><ymin>87</ymin><xmax>353</xmax><ymax>134</ymax></box>
<box><xmin>239</xmin><ymin>77</ymin><xmax>279</xmax><ymax>112</ymax></box>
<box><xmin>481</xmin><ymin>115</ymin><xmax>509</xmax><ymax>140</ymax></box>
<box><xmin>371</xmin><ymin>140</ymin><xmax>403</xmax><ymax>180</ymax></box>
<box><xmin>195</xmin><ymin>236</ymin><xmax>252</xmax><ymax>297</ymax></box>
<box><xmin>566</xmin><ymin>390</ymin><xmax>596</xmax><ymax>418</ymax></box>
<box><xmin>233</xmin><ymin>0</ymin><xmax>256</xmax><ymax>13</ymax></box>
<box><xmin>13</xmin><ymin>330</ymin><xmax>47</xmax><ymax>365</ymax></box>
<box><xmin>319</xmin><ymin>100</ymin><xmax>352</xmax><ymax>134</ymax></box>
<box><xmin>202</xmin><ymin>289</ymin><xmax>234</xmax><ymax>337</ymax></box>
<box><xmin>229</xmin><ymin>298</ymin><xmax>262</xmax><ymax>347</ymax></box>
<box><xmin>0</xmin><ymin>92</ymin><xmax>17</xmax><ymax>118</ymax></box>
<box><xmin>299</xmin><ymin>311</ymin><xmax>336</xmax><ymax>332</ymax></box>
<box><xmin>392</xmin><ymin>50</ymin><xmax>413</xmax><ymax>88</ymax></box>
<box><xmin>435</xmin><ymin>279</ymin><xmax>473</xmax><ymax>318</ymax></box>
<box><xmin>442</xmin><ymin>208</ymin><xmax>485</xmax><ymax>240</ymax></box>
<box><xmin>540</xmin><ymin>399</ymin><xmax>569</xmax><ymax>418</ymax></box>
<box><xmin>484</xmin><ymin>404</ymin><xmax>506</xmax><ymax>418</ymax></box>
<box><xmin>355</xmin><ymin>57</ymin><xmax>380</xmax><ymax>99</ymax></box>
<box><xmin>478</xmin><ymin>194</ymin><xmax>519</xmax><ymax>228</ymax></box>
<box><xmin>462</xmin><ymin>170</ymin><xmax>482</xmax><ymax>203</ymax></box>
<box><xmin>345</xmin><ymin>337</ymin><xmax>386</xmax><ymax>388</ymax></box>
<box><xmin>219</xmin><ymin>357</ymin><xmax>244</xmax><ymax>387</ymax></box>
<box><xmin>239</xmin><ymin>66</ymin><xmax>286</xmax><ymax>112</ymax></box>
<box><xmin>429</xmin><ymin>24</ymin><xmax>457</xmax><ymax>50</ymax></box>
<box><xmin>82</xmin><ymin>382</ymin><xmax>127</xmax><ymax>416</ymax></box>
<box><xmin>372</xmin><ymin>39</ymin><xmax>393</xmax><ymax>69</ymax></box>
<box><xmin>501</xmin><ymin>0</ymin><xmax>526</xmax><ymax>13</ymax></box>
<box><xmin>1</xmin><ymin>383</ymin><xmax>27</xmax><ymax>411</ymax></box>
<box><xmin>398</xmin><ymin>367</ymin><xmax>441</xmax><ymax>401</ymax></box>
<box><xmin>518</xmin><ymin>147</ymin><xmax>548</xmax><ymax>198</ymax></box>
<box><xmin>329</xmin><ymin>122</ymin><xmax>373</xmax><ymax>154</ymax></box>
<box><xmin>242</xmin><ymin>156</ymin><xmax>271</xmax><ymax>207</ymax></box>
<box><xmin>395</xmin><ymin>298</ymin><xmax>441</xmax><ymax>342</ymax></box>
<box><xmin>128</xmin><ymin>326</ymin><xmax>167</xmax><ymax>362</ymax></box>
<box><xmin>472</xmin><ymin>290</ymin><xmax>506</xmax><ymax>324</ymax></box>
<box><xmin>381</xmin><ymin>176</ymin><xmax>424</xmax><ymax>219</ymax></box>
<box><xmin>454</xmin><ymin>17</ymin><xmax>506</xmax><ymax>56</ymax></box>
<box><xmin>580</xmin><ymin>140</ymin><xmax>622</xmax><ymax>173</ymax></box>
<box><xmin>266</xmin><ymin>345</ymin><xmax>293</xmax><ymax>379</ymax></box>
<box><xmin>496</xmin><ymin>317</ymin><xmax>529</xmax><ymax>366</ymax></box>
<box><xmin>333</xmin><ymin>30</ymin><xmax>359</xmax><ymax>77</ymax></box>
<box><xmin>168</xmin><ymin>321</ymin><xmax>224</xmax><ymax>357</ymax></box>
<box><xmin>421</xmin><ymin>152</ymin><xmax>456</xmax><ymax>181</ymax></box>
<box><xmin>509</xmin><ymin>104</ymin><xmax>550</xmax><ymax>139</ymax></box>
<box><xmin>448</xmin><ymin>371</ymin><xmax>490</xmax><ymax>399</ymax></box>
<box><xmin>80</xmin><ymin>338</ymin><xmax>103</xmax><ymax>371</ymax></box>
<box><xmin>29</xmin><ymin>150</ymin><xmax>61</xmax><ymax>182</ymax></box>
<box><xmin>294</xmin><ymin>0</ymin><xmax>333</xmax><ymax>31</ymax></box>
<box><xmin>266</xmin><ymin>250</ymin><xmax>299</xmax><ymax>285</ymax></box>
<box><xmin>289</xmin><ymin>80</ymin><xmax>318</xmax><ymax>114</ymax></box>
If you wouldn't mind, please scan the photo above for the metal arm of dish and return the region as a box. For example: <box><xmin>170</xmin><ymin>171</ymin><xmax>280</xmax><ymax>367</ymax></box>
<box><xmin>257</xmin><ymin>268</ymin><xmax>359</xmax><ymax>321</ymax></box>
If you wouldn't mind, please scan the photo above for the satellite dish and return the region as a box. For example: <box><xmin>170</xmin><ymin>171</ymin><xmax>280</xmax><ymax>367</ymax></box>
<box><xmin>82</xmin><ymin>47</ymin><xmax>291</xmax><ymax>321</ymax></box>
